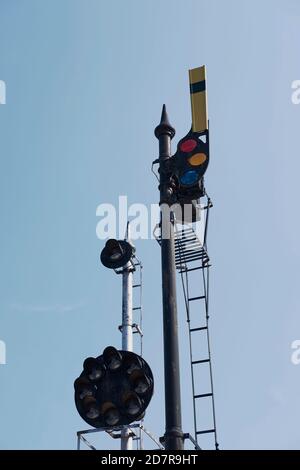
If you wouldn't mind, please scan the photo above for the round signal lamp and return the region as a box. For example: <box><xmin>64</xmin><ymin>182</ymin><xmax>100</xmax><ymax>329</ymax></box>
<box><xmin>180</xmin><ymin>139</ymin><xmax>197</xmax><ymax>153</ymax></box>
<box><xmin>188</xmin><ymin>152</ymin><xmax>207</xmax><ymax>166</ymax></box>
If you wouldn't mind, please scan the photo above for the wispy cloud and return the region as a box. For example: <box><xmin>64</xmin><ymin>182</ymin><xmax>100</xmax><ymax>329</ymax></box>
<box><xmin>9</xmin><ymin>301</ymin><xmax>85</xmax><ymax>314</ymax></box>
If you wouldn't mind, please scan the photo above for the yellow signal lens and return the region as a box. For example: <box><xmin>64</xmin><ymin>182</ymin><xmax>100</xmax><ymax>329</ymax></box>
<box><xmin>188</xmin><ymin>153</ymin><xmax>207</xmax><ymax>166</ymax></box>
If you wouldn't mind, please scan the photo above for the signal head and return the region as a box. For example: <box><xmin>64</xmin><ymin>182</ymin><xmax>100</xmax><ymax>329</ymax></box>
<box><xmin>100</xmin><ymin>239</ymin><xmax>135</xmax><ymax>269</ymax></box>
<box><xmin>174</xmin><ymin>128</ymin><xmax>209</xmax><ymax>189</ymax></box>
<box><xmin>74</xmin><ymin>348</ymin><xmax>154</xmax><ymax>428</ymax></box>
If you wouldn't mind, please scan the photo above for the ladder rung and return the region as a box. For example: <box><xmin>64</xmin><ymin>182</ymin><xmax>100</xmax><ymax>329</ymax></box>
<box><xmin>188</xmin><ymin>296</ymin><xmax>205</xmax><ymax>302</ymax></box>
<box><xmin>175</xmin><ymin>254</ymin><xmax>208</xmax><ymax>263</ymax></box>
<box><xmin>175</xmin><ymin>245</ymin><xmax>204</xmax><ymax>253</ymax></box>
<box><xmin>178</xmin><ymin>265</ymin><xmax>211</xmax><ymax>273</ymax></box>
<box><xmin>175</xmin><ymin>246</ymin><xmax>205</xmax><ymax>254</ymax></box>
<box><xmin>190</xmin><ymin>327</ymin><xmax>207</xmax><ymax>332</ymax></box>
<box><xmin>192</xmin><ymin>359</ymin><xmax>210</xmax><ymax>365</ymax></box>
<box><xmin>133</xmin><ymin>307</ymin><xmax>141</xmax><ymax>311</ymax></box>
<box><xmin>133</xmin><ymin>284</ymin><xmax>141</xmax><ymax>288</ymax></box>
<box><xmin>196</xmin><ymin>429</ymin><xmax>215</xmax><ymax>435</ymax></box>
<box><xmin>194</xmin><ymin>392</ymin><xmax>213</xmax><ymax>399</ymax></box>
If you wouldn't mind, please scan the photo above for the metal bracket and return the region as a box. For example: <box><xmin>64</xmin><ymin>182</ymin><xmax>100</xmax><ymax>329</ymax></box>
<box><xmin>77</xmin><ymin>423</ymin><xmax>163</xmax><ymax>450</ymax></box>
<box><xmin>159</xmin><ymin>432</ymin><xmax>201</xmax><ymax>451</ymax></box>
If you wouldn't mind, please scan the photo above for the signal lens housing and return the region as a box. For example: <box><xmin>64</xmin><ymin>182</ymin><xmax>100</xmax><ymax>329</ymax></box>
<box><xmin>102</xmin><ymin>402</ymin><xmax>120</xmax><ymax>426</ymax></box>
<box><xmin>103</xmin><ymin>346</ymin><xmax>123</xmax><ymax>371</ymax></box>
<box><xmin>83</xmin><ymin>357</ymin><xmax>106</xmax><ymax>382</ymax></box>
<box><xmin>122</xmin><ymin>392</ymin><xmax>143</xmax><ymax>417</ymax></box>
<box><xmin>100</xmin><ymin>239</ymin><xmax>135</xmax><ymax>269</ymax></box>
<box><xmin>83</xmin><ymin>396</ymin><xmax>100</xmax><ymax>420</ymax></box>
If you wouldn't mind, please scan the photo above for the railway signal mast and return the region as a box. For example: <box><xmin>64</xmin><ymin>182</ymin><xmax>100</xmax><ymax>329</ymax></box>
<box><xmin>74</xmin><ymin>225</ymin><xmax>155</xmax><ymax>450</ymax></box>
<box><xmin>154</xmin><ymin>65</ymin><xmax>216</xmax><ymax>450</ymax></box>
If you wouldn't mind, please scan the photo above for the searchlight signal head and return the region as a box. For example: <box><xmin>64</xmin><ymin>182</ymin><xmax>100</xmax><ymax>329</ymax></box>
<box><xmin>174</xmin><ymin>128</ymin><xmax>209</xmax><ymax>190</ymax></box>
<box><xmin>74</xmin><ymin>347</ymin><xmax>154</xmax><ymax>428</ymax></box>
<box><xmin>100</xmin><ymin>239</ymin><xmax>135</xmax><ymax>269</ymax></box>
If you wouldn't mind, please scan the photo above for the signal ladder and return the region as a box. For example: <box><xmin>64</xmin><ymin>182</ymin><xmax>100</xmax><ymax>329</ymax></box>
<box><xmin>116</xmin><ymin>255</ymin><xmax>144</xmax><ymax>356</ymax></box>
<box><xmin>131</xmin><ymin>256</ymin><xmax>144</xmax><ymax>357</ymax></box>
<box><xmin>131</xmin><ymin>256</ymin><xmax>145</xmax><ymax>449</ymax></box>
<box><xmin>155</xmin><ymin>194</ymin><xmax>219</xmax><ymax>449</ymax></box>
<box><xmin>118</xmin><ymin>255</ymin><xmax>145</xmax><ymax>449</ymax></box>
<box><xmin>175</xmin><ymin>196</ymin><xmax>219</xmax><ymax>449</ymax></box>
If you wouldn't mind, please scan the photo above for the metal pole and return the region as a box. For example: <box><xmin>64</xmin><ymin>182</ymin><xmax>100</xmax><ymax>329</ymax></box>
<box><xmin>121</xmin><ymin>223</ymin><xmax>133</xmax><ymax>450</ymax></box>
<box><xmin>155</xmin><ymin>105</ymin><xmax>184</xmax><ymax>450</ymax></box>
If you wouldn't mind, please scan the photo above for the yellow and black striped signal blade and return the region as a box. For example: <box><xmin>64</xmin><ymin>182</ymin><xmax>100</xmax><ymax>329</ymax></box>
<box><xmin>189</xmin><ymin>65</ymin><xmax>208</xmax><ymax>133</ymax></box>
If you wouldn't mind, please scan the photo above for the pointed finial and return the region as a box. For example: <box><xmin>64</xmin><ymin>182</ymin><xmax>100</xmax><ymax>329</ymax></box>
<box><xmin>160</xmin><ymin>104</ymin><xmax>169</xmax><ymax>125</ymax></box>
<box><xmin>155</xmin><ymin>104</ymin><xmax>176</xmax><ymax>139</ymax></box>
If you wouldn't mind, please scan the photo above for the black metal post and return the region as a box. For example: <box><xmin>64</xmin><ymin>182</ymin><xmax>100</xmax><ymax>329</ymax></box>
<box><xmin>155</xmin><ymin>105</ymin><xmax>184</xmax><ymax>450</ymax></box>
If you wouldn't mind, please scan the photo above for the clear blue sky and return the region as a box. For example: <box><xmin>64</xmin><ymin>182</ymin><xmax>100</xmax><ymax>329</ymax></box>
<box><xmin>0</xmin><ymin>0</ymin><xmax>300</xmax><ymax>450</ymax></box>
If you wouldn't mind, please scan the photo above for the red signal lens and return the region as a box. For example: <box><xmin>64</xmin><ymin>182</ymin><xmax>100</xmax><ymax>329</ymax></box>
<box><xmin>180</xmin><ymin>139</ymin><xmax>197</xmax><ymax>153</ymax></box>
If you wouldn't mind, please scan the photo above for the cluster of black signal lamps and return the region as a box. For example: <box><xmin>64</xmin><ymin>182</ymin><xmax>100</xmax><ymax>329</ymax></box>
<box><xmin>74</xmin><ymin>346</ymin><xmax>154</xmax><ymax>428</ymax></box>
<box><xmin>100</xmin><ymin>239</ymin><xmax>135</xmax><ymax>270</ymax></box>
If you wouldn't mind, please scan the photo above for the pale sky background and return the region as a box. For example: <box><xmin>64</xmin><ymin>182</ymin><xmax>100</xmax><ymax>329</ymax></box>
<box><xmin>0</xmin><ymin>0</ymin><xmax>300</xmax><ymax>450</ymax></box>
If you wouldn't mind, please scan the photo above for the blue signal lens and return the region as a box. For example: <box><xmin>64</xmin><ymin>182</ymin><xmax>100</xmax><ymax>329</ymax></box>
<box><xmin>180</xmin><ymin>170</ymin><xmax>199</xmax><ymax>186</ymax></box>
